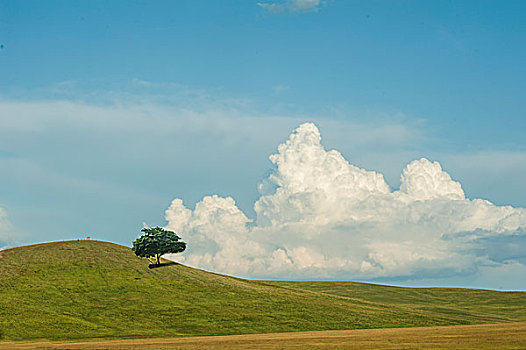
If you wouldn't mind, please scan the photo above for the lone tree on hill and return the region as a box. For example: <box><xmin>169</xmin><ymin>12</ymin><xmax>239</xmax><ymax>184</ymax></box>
<box><xmin>132</xmin><ymin>227</ymin><xmax>186</xmax><ymax>266</ymax></box>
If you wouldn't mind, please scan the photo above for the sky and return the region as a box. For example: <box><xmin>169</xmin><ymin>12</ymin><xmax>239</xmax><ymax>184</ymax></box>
<box><xmin>0</xmin><ymin>0</ymin><xmax>525</xmax><ymax>289</ymax></box>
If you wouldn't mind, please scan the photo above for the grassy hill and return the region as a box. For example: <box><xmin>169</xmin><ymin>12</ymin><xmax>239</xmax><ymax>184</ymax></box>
<box><xmin>0</xmin><ymin>240</ymin><xmax>525</xmax><ymax>341</ymax></box>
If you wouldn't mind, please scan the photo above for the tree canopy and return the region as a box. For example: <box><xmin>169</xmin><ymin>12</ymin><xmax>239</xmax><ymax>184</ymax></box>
<box><xmin>132</xmin><ymin>227</ymin><xmax>186</xmax><ymax>265</ymax></box>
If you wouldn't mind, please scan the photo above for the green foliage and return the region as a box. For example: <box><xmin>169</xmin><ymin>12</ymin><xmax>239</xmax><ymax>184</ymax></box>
<box><xmin>132</xmin><ymin>227</ymin><xmax>186</xmax><ymax>265</ymax></box>
<box><xmin>0</xmin><ymin>240</ymin><xmax>525</xmax><ymax>341</ymax></box>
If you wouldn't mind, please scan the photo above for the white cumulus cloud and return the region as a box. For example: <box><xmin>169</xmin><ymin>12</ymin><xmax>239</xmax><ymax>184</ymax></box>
<box><xmin>167</xmin><ymin>122</ymin><xmax>526</xmax><ymax>285</ymax></box>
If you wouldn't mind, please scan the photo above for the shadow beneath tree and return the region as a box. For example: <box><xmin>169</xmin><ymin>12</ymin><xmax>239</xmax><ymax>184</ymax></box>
<box><xmin>148</xmin><ymin>261</ymin><xmax>178</xmax><ymax>269</ymax></box>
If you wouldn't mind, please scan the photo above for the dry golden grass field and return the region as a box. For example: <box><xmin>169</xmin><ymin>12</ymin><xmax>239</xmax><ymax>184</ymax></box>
<box><xmin>1</xmin><ymin>322</ymin><xmax>526</xmax><ymax>350</ymax></box>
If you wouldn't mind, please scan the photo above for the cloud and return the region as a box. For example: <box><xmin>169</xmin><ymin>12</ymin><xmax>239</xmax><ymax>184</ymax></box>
<box><xmin>1</xmin><ymin>92</ymin><xmax>524</xmax><ymax>288</ymax></box>
<box><xmin>273</xmin><ymin>85</ymin><xmax>289</xmax><ymax>94</ymax></box>
<box><xmin>288</xmin><ymin>0</ymin><xmax>322</xmax><ymax>12</ymax></box>
<box><xmin>258</xmin><ymin>0</ymin><xmax>323</xmax><ymax>14</ymax></box>
<box><xmin>0</xmin><ymin>207</ymin><xmax>17</xmax><ymax>248</ymax></box>
<box><xmin>438</xmin><ymin>150</ymin><xmax>526</xmax><ymax>208</ymax></box>
<box><xmin>0</xmin><ymin>94</ymin><xmax>427</xmax><ymax>245</ymax></box>
<box><xmin>165</xmin><ymin>123</ymin><xmax>526</xmax><ymax>286</ymax></box>
<box><xmin>257</xmin><ymin>3</ymin><xmax>285</xmax><ymax>14</ymax></box>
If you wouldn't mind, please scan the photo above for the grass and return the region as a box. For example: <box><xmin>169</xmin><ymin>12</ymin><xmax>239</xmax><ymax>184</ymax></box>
<box><xmin>262</xmin><ymin>280</ymin><xmax>526</xmax><ymax>323</ymax></box>
<box><xmin>2</xmin><ymin>323</ymin><xmax>526</xmax><ymax>349</ymax></box>
<box><xmin>0</xmin><ymin>240</ymin><xmax>525</xmax><ymax>342</ymax></box>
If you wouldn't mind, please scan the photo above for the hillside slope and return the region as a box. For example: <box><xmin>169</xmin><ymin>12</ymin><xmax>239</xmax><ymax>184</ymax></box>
<box><xmin>0</xmin><ymin>240</ymin><xmax>525</xmax><ymax>341</ymax></box>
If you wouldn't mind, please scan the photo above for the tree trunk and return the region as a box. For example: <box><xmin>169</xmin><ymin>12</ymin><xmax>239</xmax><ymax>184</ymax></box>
<box><xmin>156</xmin><ymin>253</ymin><xmax>160</xmax><ymax>265</ymax></box>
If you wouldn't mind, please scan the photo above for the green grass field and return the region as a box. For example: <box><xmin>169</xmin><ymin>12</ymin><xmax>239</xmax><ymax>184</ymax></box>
<box><xmin>1</xmin><ymin>240</ymin><xmax>525</xmax><ymax>342</ymax></box>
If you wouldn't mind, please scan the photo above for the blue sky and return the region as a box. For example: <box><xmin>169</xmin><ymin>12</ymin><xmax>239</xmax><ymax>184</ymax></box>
<box><xmin>1</xmin><ymin>0</ymin><xmax>525</xmax><ymax>288</ymax></box>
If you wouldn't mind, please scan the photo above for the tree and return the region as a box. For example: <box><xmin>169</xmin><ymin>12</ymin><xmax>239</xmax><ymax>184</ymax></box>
<box><xmin>132</xmin><ymin>227</ymin><xmax>186</xmax><ymax>265</ymax></box>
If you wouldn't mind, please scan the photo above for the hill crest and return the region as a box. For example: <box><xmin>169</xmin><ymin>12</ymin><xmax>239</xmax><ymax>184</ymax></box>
<box><xmin>1</xmin><ymin>240</ymin><xmax>525</xmax><ymax>341</ymax></box>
